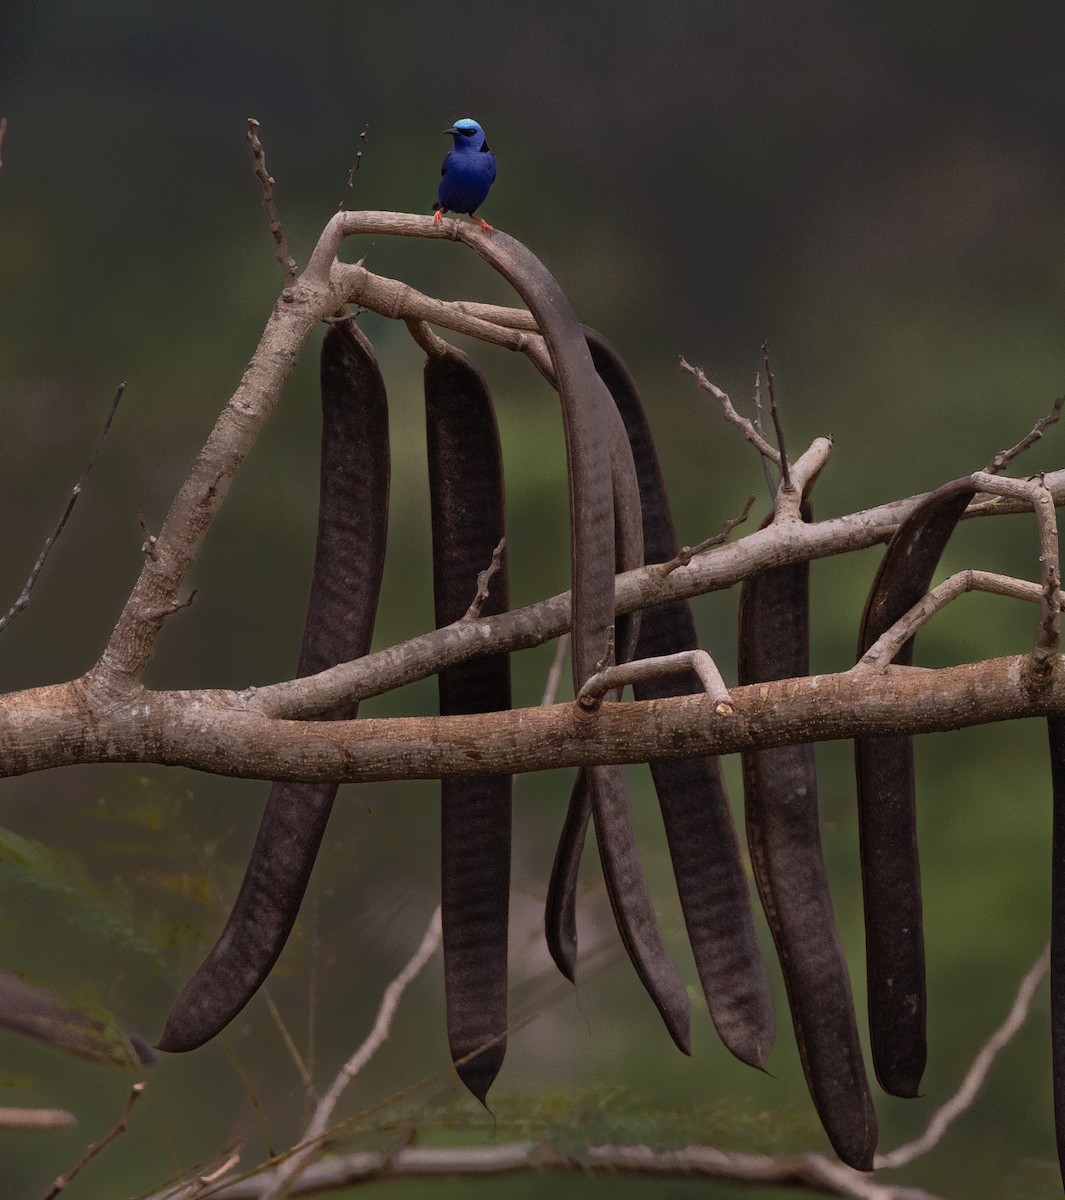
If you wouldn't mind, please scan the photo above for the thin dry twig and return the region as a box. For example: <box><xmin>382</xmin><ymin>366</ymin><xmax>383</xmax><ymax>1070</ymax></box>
<box><xmin>876</xmin><ymin>944</ymin><xmax>1050</xmax><ymax>1170</ymax></box>
<box><xmin>970</xmin><ymin>471</ymin><xmax>1062</xmax><ymax>685</ymax></box>
<box><xmin>679</xmin><ymin>357</ymin><xmax>781</xmax><ymax>464</ymax></box>
<box><xmin>855</xmin><ymin>569</ymin><xmax>1045</xmax><ymax>672</ymax></box>
<box><xmin>658</xmin><ymin>494</ymin><xmax>757</xmax><ymax>576</ymax></box>
<box><xmin>0</xmin><ymin>1107</ymin><xmax>75</xmax><ymax>1132</ymax></box>
<box><xmin>41</xmin><ymin>1081</ymin><xmax>146</xmax><ymax>1200</ymax></box>
<box><xmin>261</xmin><ymin>908</ymin><xmax>443</xmax><ymax>1200</ymax></box>
<box><xmin>337</xmin><ymin>126</ymin><xmax>369</xmax><ymax>211</ymax></box>
<box><xmin>539</xmin><ymin>633</ymin><xmax>571</xmax><ymax>706</ymax></box>
<box><xmin>463</xmin><ymin>538</ymin><xmax>506</xmax><ymax>621</ymax></box>
<box><xmin>577</xmin><ymin>649</ymin><xmax>734</xmax><ymax>715</ymax></box>
<box><xmin>0</xmin><ymin>382</ymin><xmax>127</xmax><ymax>635</ymax></box>
<box><xmin>753</xmin><ymin>369</ymin><xmax>778</xmax><ymax>499</ymax></box>
<box><xmin>762</xmin><ymin>342</ymin><xmax>792</xmax><ymax>490</ymax></box>
<box><xmin>246</xmin><ymin>119</ymin><xmax>297</xmax><ymax>294</ymax></box>
<box><xmin>985</xmin><ymin>395</ymin><xmax>1065</xmax><ymax>474</ymax></box>
<box><xmin>0</xmin><ymin>117</ymin><xmax>8</xmax><ymax>170</ymax></box>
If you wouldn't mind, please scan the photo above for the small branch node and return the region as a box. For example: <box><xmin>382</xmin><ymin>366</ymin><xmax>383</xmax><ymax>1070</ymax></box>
<box><xmin>138</xmin><ymin>516</ymin><xmax>159</xmax><ymax>561</ymax></box>
<box><xmin>145</xmin><ymin>590</ymin><xmax>198</xmax><ymax>622</ymax></box>
<box><xmin>463</xmin><ymin>538</ymin><xmax>507</xmax><ymax>621</ymax></box>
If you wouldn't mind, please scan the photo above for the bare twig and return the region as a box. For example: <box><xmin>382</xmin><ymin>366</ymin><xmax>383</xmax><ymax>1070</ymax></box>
<box><xmin>679</xmin><ymin>357</ymin><xmax>781</xmax><ymax>465</ymax></box>
<box><xmin>539</xmin><ymin>633</ymin><xmax>571</xmax><ymax>706</ymax></box>
<box><xmin>463</xmin><ymin>538</ymin><xmax>507</xmax><ymax>621</ymax></box>
<box><xmin>337</xmin><ymin>126</ymin><xmax>369</xmax><ymax>210</ymax></box>
<box><xmin>261</xmin><ymin>908</ymin><xmax>443</xmax><ymax>1199</ymax></box>
<box><xmin>578</xmin><ymin>649</ymin><xmax>734</xmax><ymax>715</ymax></box>
<box><xmin>262</xmin><ymin>987</ymin><xmax>315</xmax><ymax>1103</ymax></box>
<box><xmin>0</xmin><ymin>117</ymin><xmax>8</xmax><ymax>170</ymax></box>
<box><xmin>0</xmin><ymin>1108</ymin><xmax>75</xmax><ymax>1132</ymax></box>
<box><xmin>658</xmin><ymin>494</ymin><xmax>757</xmax><ymax>575</ymax></box>
<box><xmin>855</xmin><ymin>570</ymin><xmax>1045</xmax><ymax>672</ymax></box>
<box><xmin>876</xmin><ymin>944</ymin><xmax>1050</xmax><ymax>1170</ymax></box>
<box><xmin>41</xmin><ymin>1081</ymin><xmax>146</xmax><ymax>1200</ymax></box>
<box><xmin>762</xmin><ymin>342</ymin><xmax>792</xmax><ymax>491</ymax></box>
<box><xmin>0</xmin><ymin>382</ymin><xmax>127</xmax><ymax>635</ymax></box>
<box><xmin>753</xmin><ymin>370</ymin><xmax>778</xmax><ymax>498</ymax></box>
<box><xmin>246</xmin><ymin>119</ymin><xmax>297</xmax><ymax>295</ymax></box>
<box><xmin>985</xmin><ymin>395</ymin><xmax>1065</xmax><ymax>474</ymax></box>
<box><xmin>144</xmin><ymin>589</ymin><xmax>198</xmax><ymax>622</ymax></box>
<box><xmin>970</xmin><ymin>472</ymin><xmax>1061</xmax><ymax>686</ymax></box>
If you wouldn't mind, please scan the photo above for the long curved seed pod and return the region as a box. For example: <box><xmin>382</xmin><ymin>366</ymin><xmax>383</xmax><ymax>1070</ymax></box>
<box><xmin>157</xmin><ymin>320</ymin><xmax>390</xmax><ymax>1052</ymax></box>
<box><xmin>424</xmin><ymin>344</ymin><xmax>512</xmax><ymax>1106</ymax></box>
<box><xmin>544</xmin><ymin>364</ymin><xmax>690</xmax><ymax>1051</ymax></box>
<box><xmin>740</xmin><ymin>500</ymin><xmax>878</xmax><ymax>1171</ymax></box>
<box><xmin>1048</xmin><ymin>714</ymin><xmax>1065</xmax><ymax>1187</ymax></box>
<box><xmin>544</xmin><ymin>392</ymin><xmax>644</xmax><ymax>981</ymax></box>
<box><xmin>449</xmin><ymin>234</ymin><xmax>685</xmax><ymax>1038</ymax></box>
<box><xmin>855</xmin><ymin>477</ymin><xmax>975</xmax><ymax>1097</ymax></box>
<box><xmin>585</xmin><ymin>328</ymin><xmax>774</xmax><ymax>1070</ymax></box>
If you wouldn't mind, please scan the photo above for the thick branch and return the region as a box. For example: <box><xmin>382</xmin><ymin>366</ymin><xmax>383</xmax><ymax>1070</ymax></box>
<box><xmin>2</xmin><ymin>656</ymin><xmax>1062</xmax><ymax>784</ymax></box>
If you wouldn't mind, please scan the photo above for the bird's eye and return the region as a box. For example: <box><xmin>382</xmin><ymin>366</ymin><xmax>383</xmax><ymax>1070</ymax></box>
<box><xmin>460</xmin><ymin>127</ymin><xmax>476</xmax><ymax>137</ymax></box>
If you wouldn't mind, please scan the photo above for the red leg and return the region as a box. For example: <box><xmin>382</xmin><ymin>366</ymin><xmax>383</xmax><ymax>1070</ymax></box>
<box><xmin>433</xmin><ymin>210</ymin><xmax>444</xmax><ymax>225</ymax></box>
<box><xmin>467</xmin><ymin>214</ymin><xmax>493</xmax><ymax>232</ymax></box>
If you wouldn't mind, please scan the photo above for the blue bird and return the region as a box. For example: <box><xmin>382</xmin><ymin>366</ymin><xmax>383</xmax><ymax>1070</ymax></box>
<box><xmin>433</xmin><ymin>118</ymin><xmax>497</xmax><ymax>231</ymax></box>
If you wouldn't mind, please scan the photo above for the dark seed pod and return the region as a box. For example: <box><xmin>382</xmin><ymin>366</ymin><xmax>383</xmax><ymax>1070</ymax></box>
<box><xmin>856</xmin><ymin>478</ymin><xmax>975</xmax><ymax>1097</ymax></box>
<box><xmin>157</xmin><ymin>320</ymin><xmax>390</xmax><ymax>1052</ymax></box>
<box><xmin>543</xmin><ymin>338</ymin><xmax>690</xmax><ymax>1052</ymax></box>
<box><xmin>424</xmin><ymin>345</ymin><xmax>512</xmax><ymax>1105</ymax></box>
<box><xmin>593</xmin><ymin>328</ymin><xmax>774</xmax><ymax>1069</ymax></box>
<box><xmin>544</xmin><ymin>388</ymin><xmax>645</xmax><ymax>983</ymax></box>
<box><xmin>740</xmin><ymin>501</ymin><xmax>878</xmax><ymax>1171</ymax></box>
<box><xmin>1048</xmin><ymin>715</ymin><xmax>1065</xmax><ymax>1188</ymax></box>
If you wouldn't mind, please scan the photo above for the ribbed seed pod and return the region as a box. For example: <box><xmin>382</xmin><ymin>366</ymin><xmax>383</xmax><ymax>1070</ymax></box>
<box><xmin>855</xmin><ymin>477</ymin><xmax>975</xmax><ymax>1096</ymax></box>
<box><xmin>158</xmin><ymin>320</ymin><xmax>390</xmax><ymax>1052</ymax></box>
<box><xmin>424</xmin><ymin>345</ymin><xmax>512</xmax><ymax>1105</ymax></box>
<box><xmin>740</xmin><ymin>502</ymin><xmax>878</xmax><ymax>1171</ymax></box>
<box><xmin>584</xmin><ymin>329</ymin><xmax>774</xmax><ymax>1070</ymax></box>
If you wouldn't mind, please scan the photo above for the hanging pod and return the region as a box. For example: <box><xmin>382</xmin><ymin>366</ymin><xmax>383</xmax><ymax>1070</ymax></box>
<box><xmin>589</xmin><ymin>328</ymin><xmax>774</xmax><ymax>1070</ymax></box>
<box><xmin>541</xmin><ymin>335</ymin><xmax>691</xmax><ymax>1053</ymax></box>
<box><xmin>157</xmin><ymin>320</ymin><xmax>390</xmax><ymax>1052</ymax></box>
<box><xmin>740</xmin><ymin>501</ymin><xmax>878</xmax><ymax>1171</ymax></box>
<box><xmin>424</xmin><ymin>345</ymin><xmax>512</xmax><ymax>1104</ymax></box>
<box><xmin>855</xmin><ymin>477</ymin><xmax>975</xmax><ymax>1097</ymax></box>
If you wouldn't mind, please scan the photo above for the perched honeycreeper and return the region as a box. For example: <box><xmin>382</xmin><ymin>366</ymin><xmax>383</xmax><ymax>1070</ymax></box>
<box><xmin>433</xmin><ymin>118</ymin><xmax>497</xmax><ymax>231</ymax></box>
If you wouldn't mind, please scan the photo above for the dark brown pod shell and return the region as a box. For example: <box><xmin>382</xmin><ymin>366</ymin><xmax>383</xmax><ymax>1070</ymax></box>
<box><xmin>855</xmin><ymin>477</ymin><xmax>974</xmax><ymax>1097</ymax></box>
<box><xmin>157</xmin><ymin>320</ymin><xmax>390</xmax><ymax>1053</ymax></box>
<box><xmin>425</xmin><ymin>346</ymin><xmax>512</xmax><ymax>1105</ymax></box>
<box><xmin>741</xmin><ymin>501</ymin><xmax>878</xmax><ymax>1170</ymax></box>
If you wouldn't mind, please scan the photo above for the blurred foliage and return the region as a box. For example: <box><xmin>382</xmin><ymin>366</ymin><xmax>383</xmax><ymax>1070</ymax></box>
<box><xmin>3</xmin><ymin>1</ymin><xmax>1065</xmax><ymax>1197</ymax></box>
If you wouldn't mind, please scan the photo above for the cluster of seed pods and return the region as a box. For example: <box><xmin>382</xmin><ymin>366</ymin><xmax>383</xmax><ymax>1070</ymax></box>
<box><xmin>152</xmin><ymin>229</ymin><xmax>1065</xmax><ymax>1180</ymax></box>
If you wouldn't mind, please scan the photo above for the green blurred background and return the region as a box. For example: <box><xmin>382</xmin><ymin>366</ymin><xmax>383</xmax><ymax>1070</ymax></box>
<box><xmin>2</xmin><ymin>2</ymin><xmax>1065</xmax><ymax>1196</ymax></box>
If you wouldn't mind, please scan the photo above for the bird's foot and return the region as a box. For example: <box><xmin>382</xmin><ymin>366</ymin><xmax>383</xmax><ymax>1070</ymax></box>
<box><xmin>467</xmin><ymin>215</ymin><xmax>494</xmax><ymax>232</ymax></box>
<box><xmin>433</xmin><ymin>210</ymin><xmax>444</xmax><ymax>225</ymax></box>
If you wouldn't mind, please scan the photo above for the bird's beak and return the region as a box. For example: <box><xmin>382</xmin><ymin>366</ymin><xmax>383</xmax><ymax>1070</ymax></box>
<box><xmin>441</xmin><ymin>127</ymin><xmax>460</xmax><ymax>136</ymax></box>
